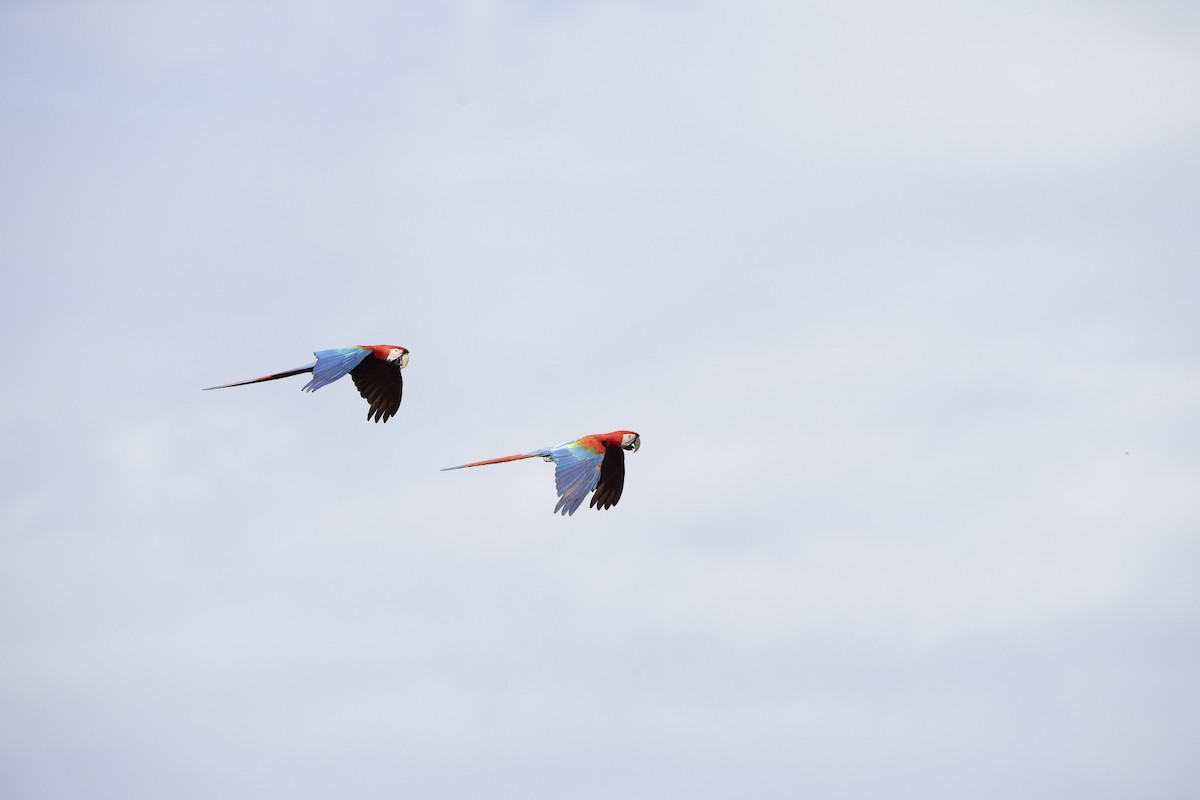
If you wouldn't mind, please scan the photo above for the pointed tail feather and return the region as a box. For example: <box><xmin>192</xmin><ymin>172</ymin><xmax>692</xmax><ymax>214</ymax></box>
<box><xmin>440</xmin><ymin>453</ymin><xmax>539</xmax><ymax>471</ymax></box>
<box><xmin>203</xmin><ymin>363</ymin><xmax>316</xmax><ymax>390</ymax></box>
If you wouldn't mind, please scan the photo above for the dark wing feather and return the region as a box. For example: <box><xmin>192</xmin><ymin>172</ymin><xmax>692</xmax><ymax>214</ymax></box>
<box><xmin>349</xmin><ymin>357</ymin><xmax>403</xmax><ymax>423</ymax></box>
<box><xmin>589</xmin><ymin>445</ymin><xmax>626</xmax><ymax>510</ymax></box>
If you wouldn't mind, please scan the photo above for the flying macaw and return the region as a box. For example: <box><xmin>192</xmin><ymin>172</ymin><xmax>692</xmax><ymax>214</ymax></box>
<box><xmin>205</xmin><ymin>345</ymin><xmax>409</xmax><ymax>422</ymax></box>
<box><xmin>442</xmin><ymin>430</ymin><xmax>641</xmax><ymax>515</ymax></box>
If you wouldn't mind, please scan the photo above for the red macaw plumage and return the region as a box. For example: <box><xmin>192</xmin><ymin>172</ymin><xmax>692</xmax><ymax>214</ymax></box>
<box><xmin>442</xmin><ymin>430</ymin><xmax>641</xmax><ymax>515</ymax></box>
<box><xmin>205</xmin><ymin>345</ymin><xmax>409</xmax><ymax>422</ymax></box>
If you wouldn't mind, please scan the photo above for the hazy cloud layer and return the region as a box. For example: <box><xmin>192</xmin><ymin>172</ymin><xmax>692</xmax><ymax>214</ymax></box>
<box><xmin>2</xmin><ymin>1</ymin><xmax>1198</xmax><ymax>798</ymax></box>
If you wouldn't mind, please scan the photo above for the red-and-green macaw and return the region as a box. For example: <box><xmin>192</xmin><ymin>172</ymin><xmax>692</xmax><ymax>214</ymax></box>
<box><xmin>442</xmin><ymin>430</ymin><xmax>641</xmax><ymax>515</ymax></box>
<box><xmin>205</xmin><ymin>345</ymin><xmax>409</xmax><ymax>422</ymax></box>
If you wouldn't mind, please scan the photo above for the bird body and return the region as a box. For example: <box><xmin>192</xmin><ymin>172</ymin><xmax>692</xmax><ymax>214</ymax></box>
<box><xmin>205</xmin><ymin>344</ymin><xmax>409</xmax><ymax>422</ymax></box>
<box><xmin>443</xmin><ymin>430</ymin><xmax>641</xmax><ymax>515</ymax></box>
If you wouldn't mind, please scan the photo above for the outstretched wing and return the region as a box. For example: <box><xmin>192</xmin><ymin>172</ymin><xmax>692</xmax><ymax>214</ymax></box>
<box><xmin>350</xmin><ymin>355</ymin><xmax>403</xmax><ymax>422</ymax></box>
<box><xmin>548</xmin><ymin>442</ymin><xmax>606</xmax><ymax>516</ymax></box>
<box><xmin>589</xmin><ymin>444</ymin><xmax>626</xmax><ymax>510</ymax></box>
<box><xmin>303</xmin><ymin>347</ymin><xmax>372</xmax><ymax>393</ymax></box>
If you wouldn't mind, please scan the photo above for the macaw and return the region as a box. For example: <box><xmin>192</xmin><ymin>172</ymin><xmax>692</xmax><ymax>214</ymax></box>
<box><xmin>205</xmin><ymin>345</ymin><xmax>409</xmax><ymax>422</ymax></box>
<box><xmin>442</xmin><ymin>430</ymin><xmax>641</xmax><ymax>515</ymax></box>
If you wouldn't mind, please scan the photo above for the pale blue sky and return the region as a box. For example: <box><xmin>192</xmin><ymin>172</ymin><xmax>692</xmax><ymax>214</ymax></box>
<box><xmin>2</xmin><ymin>1</ymin><xmax>1199</xmax><ymax>798</ymax></box>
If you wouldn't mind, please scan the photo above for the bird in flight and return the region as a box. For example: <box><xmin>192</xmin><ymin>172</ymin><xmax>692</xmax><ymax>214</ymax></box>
<box><xmin>205</xmin><ymin>345</ymin><xmax>409</xmax><ymax>422</ymax></box>
<box><xmin>442</xmin><ymin>430</ymin><xmax>641</xmax><ymax>515</ymax></box>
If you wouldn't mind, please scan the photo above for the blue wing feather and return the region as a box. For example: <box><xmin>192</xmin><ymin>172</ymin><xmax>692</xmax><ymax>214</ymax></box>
<box><xmin>303</xmin><ymin>347</ymin><xmax>371</xmax><ymax>392</ymax></box>
<box><xmin>547</xmin><ymin>443</ymin><xmax>605</xmax><ymax>516</ymax></box>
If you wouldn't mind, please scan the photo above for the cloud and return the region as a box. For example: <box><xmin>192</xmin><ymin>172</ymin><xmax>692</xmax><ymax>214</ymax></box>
<box><xmin>1</xmin><ymin>1</ymin><xmax>1198</xmax><ymax>798</ymax></box>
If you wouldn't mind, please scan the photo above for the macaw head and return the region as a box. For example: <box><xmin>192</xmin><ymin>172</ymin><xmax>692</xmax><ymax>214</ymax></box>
<box><xmin>386</xmin><ymin>347</ymin><xmax>410</xmax><ymax>369</ymax></box>
<box><xmin>620</xmin><ymin>432</ymin><xmax>641</xmax><ymax>452</ymax></box>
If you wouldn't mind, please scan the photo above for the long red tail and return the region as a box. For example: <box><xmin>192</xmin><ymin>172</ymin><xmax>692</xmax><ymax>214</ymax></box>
<box><xmin>441</xmin><ymin>453</ymin><xmax>538</xmax><ymax>471</ymax></box>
